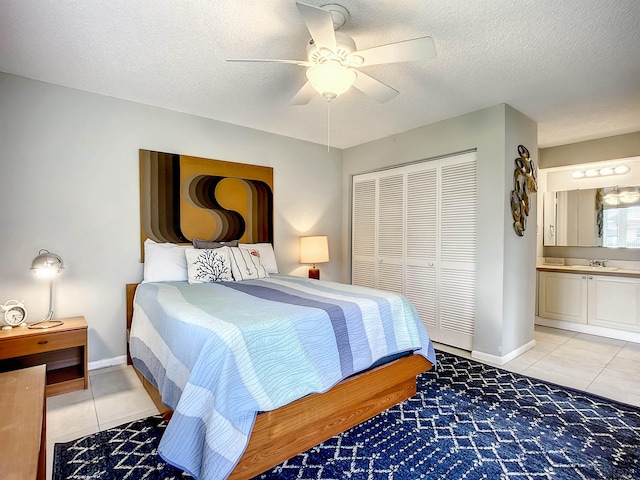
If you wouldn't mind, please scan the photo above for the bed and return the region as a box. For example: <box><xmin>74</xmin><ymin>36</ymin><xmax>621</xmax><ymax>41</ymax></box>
<box><xmin>127</xmin><ymin>245</ymin><xmax>435</xmax><ymax>480</ymax></box>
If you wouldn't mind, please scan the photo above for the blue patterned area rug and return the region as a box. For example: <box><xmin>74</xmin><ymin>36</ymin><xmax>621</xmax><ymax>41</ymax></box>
<box><xmin>54</xmin><ymin>351</ymin><xmax>640</xmax><ymax>479</ymax></box>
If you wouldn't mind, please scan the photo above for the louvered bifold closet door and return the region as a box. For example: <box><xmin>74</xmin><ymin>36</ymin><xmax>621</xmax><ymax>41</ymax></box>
<box><xmin>376</xmin><ymin>173</ymin><xmax>405</xmax><ymax>294</ymax></box>
<box><xmin>405</xmin><ymin>163</ymin><xmax>438</xmax><ymax>338</ymax></box>
<box><xmin>438</xmin><ymin>152</ymin><xmax>477</xmax><ymax>351</ymax></box>
<box><xmin>352</xmin><ymin>176</ymin><xmax>377</xmax><ymax>288</ymax></box>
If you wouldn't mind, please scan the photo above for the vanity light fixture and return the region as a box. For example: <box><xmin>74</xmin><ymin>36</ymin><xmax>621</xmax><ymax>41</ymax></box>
<box><xmin>603</xmin><ymin>192</ymin><xmax>620</xmax><ymax>206</ymax></box>
<box><xmin>571</xmin><ymin>165</ymin><xmax>630</xmax><ymax>179</ymax></box>
<box><xmin>603</xmin><ymin>187</ymin><xmax>640</xmax><ymax>206</ymax></box>
<box><xmin>619</xmin><ymin>187</ymin><xmax>640</xmax><ymax>204</ymax></box>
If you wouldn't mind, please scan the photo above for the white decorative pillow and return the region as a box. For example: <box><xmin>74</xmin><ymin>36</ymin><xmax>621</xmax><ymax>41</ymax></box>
<box><xmin>238</xmin><ymin>243</ymin><xmax>279</xmax><ymax>273</ymax></box>
<box><xmin>143</xmin><ymin>239</ymin><xmax>193</xmax><ymax>283</ymax></box>
<box><xmin>185</xmin><ymin>247</ymin><xmax>233</xmax><ymax>284</ymax></box>
<box><xmin>228</xmin><ymin>247</ymin><xmax>270</xmax><ymax>281</ymax></box>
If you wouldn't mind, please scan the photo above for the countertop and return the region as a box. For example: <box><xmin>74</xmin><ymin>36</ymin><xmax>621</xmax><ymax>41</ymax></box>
<box><xmin>537</xmin><ymin>264</ymin><xmax>640</xmax><ymax>278</ymax></box>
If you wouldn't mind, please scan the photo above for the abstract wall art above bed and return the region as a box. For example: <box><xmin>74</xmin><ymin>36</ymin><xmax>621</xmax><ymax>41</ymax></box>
<box><xmin>139</xmin><ymin>150</ymin><xmax>273</xmax><ymax>251</ymax></box>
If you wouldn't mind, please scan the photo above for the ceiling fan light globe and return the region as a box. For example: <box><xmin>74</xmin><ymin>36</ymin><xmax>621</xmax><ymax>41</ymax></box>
<box><xmin>306</xmin><ymin>63</ymin><xmax>356</xmax><ymax>99</ymax></box>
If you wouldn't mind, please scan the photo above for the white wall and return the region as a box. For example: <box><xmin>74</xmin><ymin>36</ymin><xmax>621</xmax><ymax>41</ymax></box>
<box><xmin>539</xmin><ymin>132</ymin><xmax>640</xmax><ymax>169</ymax></box>
<box><xmin>501</xmin><ymin>105</ymin><xmax>538</xmax><ymax>356</ymax></box>
<box><xmin>0</xmin><ymin>72</ymin><xmax>539</xmax><ymax>364</ymax></box>
<box><xmin>342</xmin><ymin>104</ymin><xmax>537</xmax><ymax>360</ymax></box>
<box><xmin>0</xmin><ymin>73</ymin><xmax>343</xmax><ymax>364</ymax></box>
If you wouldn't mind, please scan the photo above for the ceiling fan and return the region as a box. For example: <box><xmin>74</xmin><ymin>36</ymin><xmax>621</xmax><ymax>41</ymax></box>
<box><xmin>228</xmin><ymin>2</ymin><xmax>437</xmax><ymax>105</ymax></box>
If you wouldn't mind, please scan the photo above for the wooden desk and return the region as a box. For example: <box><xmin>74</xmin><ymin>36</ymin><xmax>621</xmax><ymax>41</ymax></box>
<box><xmin>0</xmin><ymin>365</ymin><xmax>46</xmax><ymax>480</ymax></box>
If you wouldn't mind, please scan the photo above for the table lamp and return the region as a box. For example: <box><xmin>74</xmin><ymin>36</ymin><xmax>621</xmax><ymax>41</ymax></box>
<box><xmin>300</xmin><ymin>235</ymin><xmax>329</xmax><ymax>280</ymax></box>
<box><xmin>29</xmin><ymin>249</ymin><xmax>65</xmax><ymax>329</ymax></box>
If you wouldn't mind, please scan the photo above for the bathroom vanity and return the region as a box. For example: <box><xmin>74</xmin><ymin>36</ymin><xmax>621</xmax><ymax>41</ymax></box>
<box><xmin>537</xmin><ymin>264</ymin><xmax>640</xmax><ymax>340</ymax></box>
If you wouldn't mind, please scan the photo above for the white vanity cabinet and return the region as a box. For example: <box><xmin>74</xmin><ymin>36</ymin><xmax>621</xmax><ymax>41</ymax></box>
<box><xmin>538</xmin><ymin>271</ymin><xmax>587</xmax><ymax>323</ymax></box>
<box><xmin>587</xmin><ymin>275</ymin><xmax>640</xmax><ymax>332</ymax></box>
<box><xmin>538</xmin><ymin>270</ymin><xmax>640</xmax><ymax>333</ymax></box>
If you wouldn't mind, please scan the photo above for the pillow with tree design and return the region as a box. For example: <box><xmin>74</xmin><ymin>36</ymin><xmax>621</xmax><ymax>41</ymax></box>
<box><xmin>185</xmin><ymin>247</ymin><xmax>233</xmax><ymax>283</ymax></box>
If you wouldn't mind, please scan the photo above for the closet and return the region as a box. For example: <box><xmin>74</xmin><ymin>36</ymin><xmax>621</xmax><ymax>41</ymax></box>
<box><xmin>352</xmin><ymin>152</ymin><xmax>477</xmax><ymax>350</ymax></box>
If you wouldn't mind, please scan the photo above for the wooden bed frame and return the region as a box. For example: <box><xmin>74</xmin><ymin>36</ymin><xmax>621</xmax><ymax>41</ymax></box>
<box><xmin>126</xmin><ymin>283</ymin><xmax>432</xmax><ymax>479</ymax></box>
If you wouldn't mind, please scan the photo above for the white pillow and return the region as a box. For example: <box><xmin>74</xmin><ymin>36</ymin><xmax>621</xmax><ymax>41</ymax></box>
<box><xmin>143</xmin><ymin>239</ymin><xmax>193</xmax><ymax>283</ymax></box>
<box><xmin>228</xmin><ymin>247</ymin><xmax>270</xmax><ymax>281</ymax></box>
<box><xmin>185</xmin><ymin>247</ymin><xmax>233</xmax><ymax>283</ymax></box>
<box><xmin>238</xmin><ymin>243</ymin><xmax>279</xmax><ymax>273</ymax></box>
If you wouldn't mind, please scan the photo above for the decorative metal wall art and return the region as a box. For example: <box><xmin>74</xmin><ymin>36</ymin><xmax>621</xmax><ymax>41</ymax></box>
<box><xmin>510</xmin><ymin>145</ymin><xmax>537</xmax><ymax>236</ymax></box>
<box><xmin>596</xmin><ymin>189</ymin><xmax>604</xmax><ymax>239</ymax></box>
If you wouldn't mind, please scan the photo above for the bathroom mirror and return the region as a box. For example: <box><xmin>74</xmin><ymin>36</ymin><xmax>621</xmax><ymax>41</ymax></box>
<box><xmin>543</xmin><ymin>185</ymin><xmax>640</xmax><ymax>248</ymax></box>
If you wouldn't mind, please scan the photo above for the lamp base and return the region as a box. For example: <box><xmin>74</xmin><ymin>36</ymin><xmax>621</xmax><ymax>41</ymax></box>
<box><xmin>29</xmin><ymin>319</ymin><xmax>64</xmax><ymax>329</ymax></box>
<box><xmin>308</xmin><ymin>267</ymin><xmax>320</xmax><ymax>280</ymax></box>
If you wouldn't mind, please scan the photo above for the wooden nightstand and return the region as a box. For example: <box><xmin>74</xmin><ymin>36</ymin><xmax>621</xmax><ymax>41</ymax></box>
<box><xmin>0</xmin><ymin>316</ymin><xmax>88</xmax><ymax>396</ymax></box>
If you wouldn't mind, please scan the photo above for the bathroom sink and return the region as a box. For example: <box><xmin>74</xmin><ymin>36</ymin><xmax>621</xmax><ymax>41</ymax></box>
<box><xmin>568</xmin><ymin>265</ymin><xmax>619</xmax><ymax>272</ymax></box>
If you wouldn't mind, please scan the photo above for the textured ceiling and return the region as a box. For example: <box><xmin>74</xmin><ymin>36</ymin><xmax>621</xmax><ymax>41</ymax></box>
<box><xmin>1</xmin><ymin>0</ymin><xmax>639</xmax><ymax>149</ymax></box>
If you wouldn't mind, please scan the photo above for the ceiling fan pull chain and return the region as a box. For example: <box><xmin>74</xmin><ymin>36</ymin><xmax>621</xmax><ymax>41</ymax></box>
<box><xmin>327</xmin><ymin>98</ymin><xmax>331</xmax><ymax>152</ymax></box>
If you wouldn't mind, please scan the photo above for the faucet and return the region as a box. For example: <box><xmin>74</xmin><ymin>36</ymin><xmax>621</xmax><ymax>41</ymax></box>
<box><xmin>589</xmin><ymin>259</ymin><xmax>607</xmax><ymax>267</ymax></box>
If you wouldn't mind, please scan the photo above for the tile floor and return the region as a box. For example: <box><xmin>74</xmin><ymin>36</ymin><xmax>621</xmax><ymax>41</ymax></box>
<box><xmin>435</xmin><ymin>324</ymin><xmax>640</xmax><ymax>406</ymax></box>
<box><xmin>46</xmin><ymin>365</ymin><xmax>159</xmax><ymax>480</ymax></box>
<box><xmin>45</xmin><ymin>325</ymin><xmax>640</xmax><ymax>479</ymax></box>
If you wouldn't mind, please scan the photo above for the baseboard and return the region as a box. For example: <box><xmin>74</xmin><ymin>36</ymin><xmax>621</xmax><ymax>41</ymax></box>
<box><xmin>88</xmin><ymin>355</ymin><xmax>127</xmax><ymax>371</ymax></box>
<box><xmin>535</xmin><ymin>317</ymin><xmax>640</xmax><ymax>343</ymax></box>
<box><xmin>471</xmin><ymin>340</ymin><xmax>536</xmax><ymax>366</ymax></box>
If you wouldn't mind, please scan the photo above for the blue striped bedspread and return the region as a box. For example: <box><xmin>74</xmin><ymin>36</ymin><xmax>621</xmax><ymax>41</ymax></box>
<box><xmin>129</xmin><ymin>275</ymin><xmax>436</xmax><ymax>480</ymax></box>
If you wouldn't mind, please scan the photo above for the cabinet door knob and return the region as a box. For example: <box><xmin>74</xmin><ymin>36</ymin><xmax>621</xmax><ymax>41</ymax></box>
<box><xmin>582</xmin><ymin>276</ymin><xmax>586</xmax><ymax>279</ymax></box>
<box><xmin>589</xmin><ymin>276</ymin><xmax>593</xmax><ymax>279</ymax></box>
<box><xmin>37</xmin><ymin>340</ymin><xmax>48</xmax><ymax>345</ymax></box>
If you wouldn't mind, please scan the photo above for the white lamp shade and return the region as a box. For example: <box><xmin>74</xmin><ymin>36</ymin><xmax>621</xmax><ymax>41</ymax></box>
<box><xmin>300</xmin><ymin>236</ymin><xmax>329</xmax><ymax>264</ymax></box>
<box><xmin>306</xmin><ymin>62</ymin><xmax>356</xmax><ymax>100</ymax></box>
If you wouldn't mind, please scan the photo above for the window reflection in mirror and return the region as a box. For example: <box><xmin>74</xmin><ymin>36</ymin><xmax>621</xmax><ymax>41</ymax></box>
<box><xmin>602</xmin><ymin>186</ymin><xmax>640</xmax><ymax>248</ymax></box>
<box><xmin>544</xmin><ymin>186</ymin><xmax>640</xmax><ymax>248</ymax></box>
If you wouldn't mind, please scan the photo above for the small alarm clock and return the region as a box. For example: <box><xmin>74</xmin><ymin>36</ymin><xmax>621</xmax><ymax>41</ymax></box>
<box><xmin>1</xmin><ymin>299</ymin><xmax>28</xmax><ymax>330</ymax></box>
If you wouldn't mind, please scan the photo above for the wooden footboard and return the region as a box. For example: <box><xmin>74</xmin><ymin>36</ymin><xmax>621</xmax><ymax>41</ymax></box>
<box><xmin>126</xmin><ymin>283</ymin><xmax>432</xmax><ymax>478</ymax></box>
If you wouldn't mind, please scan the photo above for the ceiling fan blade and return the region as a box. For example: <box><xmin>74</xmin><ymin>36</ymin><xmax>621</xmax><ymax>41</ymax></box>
<box><xmin>290</xmin><ymin>81</ymin><xmax>318</xmax><ymax>106</ymax></box>
<box><xmin>227</xmin><ymin>58</ymin><xmax>311</xmax><ymax>67</ymax></box>
<box><xmin>353</xmin><ymin>70</ymin><xmax>399</xmax><ymax>103</ymax></box>
<box><xmin>349</xmin><ymin>36</ymin><xmax>436</xmax><ymax>67</ymax></box>
<box><xmin>296</xmin><ymin>2</ymin><xmax>337</xmax><ymax>52</ymax></box>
